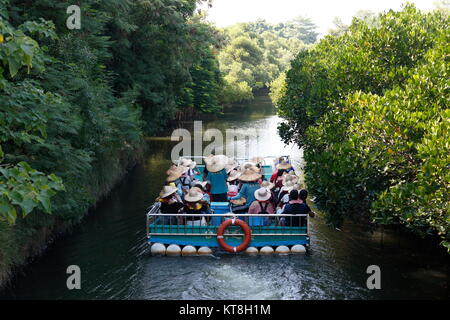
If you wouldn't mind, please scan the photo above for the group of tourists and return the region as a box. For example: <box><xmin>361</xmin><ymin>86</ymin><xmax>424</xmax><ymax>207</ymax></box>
<box><xmin>156</xmin><ymin>155</ymin><xmax>315</xmax><ymax>227</ymax></box>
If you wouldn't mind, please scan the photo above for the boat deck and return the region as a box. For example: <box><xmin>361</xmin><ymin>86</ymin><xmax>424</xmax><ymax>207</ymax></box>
<box><xmin>146</xmin><ymin>156</ymin><xmax>310</xmax><ymax>250</ymax></box>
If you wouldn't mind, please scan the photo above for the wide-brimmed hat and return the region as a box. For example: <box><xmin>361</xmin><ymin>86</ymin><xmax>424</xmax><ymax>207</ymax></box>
<box><xmin>167</xmin><ymin>164</ymin><xmax>189</xmax><ymax>174</ymax></box>
<box><xmin>166</xmin><ymin>166</ymin><xmax>185</xmax><ymax>182</ymax></box>
<box><xmin>276</xmin><ymin>160</ymin><xmax>292</xmax><ymax>170</ymax></box>
<box><xmin>178</xmin><ymin>158</ymin><xmax>193</xmax><ymax>167</ymax></box>
<box><xmin>225</xmin><ymin>157</ymin><xmax>239</xmax><ymax>173</ymax></box>
<box><xmin>192</xmin><ymin>186</ymin><xmax>204</xmax><ymax>195</ymax></box>
<box><xmin>159</xmin><ymin>185</ymin><xmax>178</xmax><ymax>198</ymax></box>
<box><xmin>254</xmin><ymin>187</ymin><xmax>271</xmax><ymax>201</ymax></box>
<box><xmin>205</xmin><ymin>155</ymin><xmax>228</xmax><ymax>173</ymax></box>
<box><xmin>261</xmin><ymin>180</ymin><xmax>275</xmax><ymax>190</ymax></box>
<box><xmin>250</xmin><ymin>157</ymin><xmax>264</xmax><ymax>165</ymax></box>
<box><xmin>184</xmin><ymin>188</ymin><xmax>204</xmax><ymax>202</ymax></box>
<box><xmin>166</xmin><ymin>165</ymin><xmax>180</xmax><ymax>175</ymax></box>
<box><xmin>239</xmin><ymin>168</ymin><xmax>262</xmax><ymax>182</ymax></box>
<box><xmin>188</xmin><ymin>161</ymin><xmax>197</xmax><ymax>169</ymax></box>
<box><xmin>240</xmin><ymin>162</ymin><xmax>260</xmax><ymax>173</ymax></box>
<box><xmin>283</xmin><ymin>172</ymin><xmax>299</xmax><ymax>185</ymax></box>
<box><xmin>281</xmin><ymin>181</ymin><xmax>295</xmax><ymax>192</ymax></box>
<box><xmin>193</xmin><ymin>180</ymin><xmax>208</xmax><ymax>188</ymax></box>
<box><xmin>227</xmin><ymin>169</ymin><xmax>241</xmax><ymax>182</ymax></box>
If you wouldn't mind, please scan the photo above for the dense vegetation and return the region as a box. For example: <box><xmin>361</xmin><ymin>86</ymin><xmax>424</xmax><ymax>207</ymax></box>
<box><xmin>274</xmin><ymin>4</ymin><xmax>450</xmax><ymax>251</ymax></box>
<box><xmin>0</xmin><ymin>0</ymin><xmax>224</xmax><ymax>281</ymax></box>
<box><xmin>218</xmin><ymin>18</ymin><xmax>317</xmax><ymax>104</ymax></box>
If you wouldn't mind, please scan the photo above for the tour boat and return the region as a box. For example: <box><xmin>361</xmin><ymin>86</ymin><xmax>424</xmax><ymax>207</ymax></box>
<box><xmin>146</xmin><ymin>156</ymin><xmax>310</xmax><ymax>255</ymax></box>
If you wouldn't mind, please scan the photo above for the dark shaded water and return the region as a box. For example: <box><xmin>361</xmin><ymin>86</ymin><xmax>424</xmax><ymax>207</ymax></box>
<box><xmin>1</xmin><ymin>96</ymin><xmax>449</xmax><ymax>300</ymax></box>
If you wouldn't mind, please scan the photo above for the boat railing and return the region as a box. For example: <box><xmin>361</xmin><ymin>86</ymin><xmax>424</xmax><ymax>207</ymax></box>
<box><xmin>175</xmin><ymin>155</ymin><xmax>290</xmax><ymax>166</ymax></box>
<box><xmin>147</xmin><ymin>211</ymin><xmax>309</xmax><ymax>238</ymax></box>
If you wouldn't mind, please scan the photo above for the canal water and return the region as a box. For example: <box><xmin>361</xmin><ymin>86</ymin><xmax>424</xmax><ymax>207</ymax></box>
<box><xmin>1</xmin><ymin>96</ymin><xmax>448</xmax><ymax>300</ymax></box>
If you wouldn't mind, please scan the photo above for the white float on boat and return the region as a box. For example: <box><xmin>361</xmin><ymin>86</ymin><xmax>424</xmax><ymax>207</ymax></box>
<box><xmin>291</xmin><ymin>244</ymin><xmax>306</xmax><ymax>254</ymax></box>
<box><xmin>259</xmin><ymin>246</ymin><xmax>274</xmax><ymax>255</ymax></box>
<box><xmin>245</xmin><ymin>247</ymin><xmax>259</xmax><ymax>255</ymax></box>
<box><xmin>150</xmin><ymin>243</ymin><xmax>166</xmax><ymax>255</ymax></box>
<box><xmin>197</xmin><ymin>247</ymin><xmax>213</xmax><ymax>255</ymax></box>
<box><xmin>275</xmin><ymin>245</ymin><xmax>290</xmax><ymax>254</ymax></box>
<box><xmin>166</xmin><ymin>244</ymin><xmax>182</xmax><ymax>256</ymax></box>
<box><xmin>181</xmin><ymin>245</ymin><xmax>197</xmax><ymax>256</ymax></box>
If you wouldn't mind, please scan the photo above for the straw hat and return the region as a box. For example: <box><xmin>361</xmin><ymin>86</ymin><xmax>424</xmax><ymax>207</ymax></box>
<box><xmin>184</xmin><ymin>188</ymin><xmax>204</xmax><ymax>202</ymax></box>
<box><xmin>250</xmin><ymin>157</ymin><xmax>264</xmax><ymax>165</ymax></box>
<box><xmin>239</xmin><ymin>168</ymin><xmax>262</xmax><ymax>182</ymax></box>
<box><xmin>166</xmin><ymin>165</ymin><xmax>180</xmax><ymax>175</ymax></box>
<box><xmin>167</xmin><ymin>164</ymin><xmax>189</xmax><ymax>174</ymax></box>
<box><xmin>193</xmin><ymin>180</ymin><xmax>208</xmax><ymax>189</ymax></box>
<box><xmin>261</xmin><ymin>180</ymin><xmax>275</xmax><ymax>190</ymax></box>
<box><xmin>254</xmin><ymin>187</ymin><xmax>271</xmax><ymax>201</ymax></box>
<box><xmin>281</xmin><ymin>181</ymin><xmax>295</xmax><ymax>192</ymax></box>
<box><xmin>225</xmin><ymin>157</ymin><xmax>239</xmax><ymax>173</ymax></box>
<box><xmin>166</xmin><ymin>166</ymin><xmax>185</xmax><ymax>182</ymax></box>
<box><xmin>192</xmin><ymin>186</ymin><xmax>204</xmax><ymax>194</ymax></box>
<box><xmin>205</xmin><ymin>155</ymin><xmax>228</xmax><ymax>173</ymax></box>
<box><xmin>188</xmin><ymin>161</ymin><xmax>197</xmax><ymax>170</ymax></box>
<box><xmin>159</xmin><ymin>185</ymin><xmax>178</xmax><ymax>198</ymax></box>
<box><xmin>276</xmin><ymin>160</ymin><xmax>292</xmax><ymax>170</ymax></box>
<box><xmin>227</xmin><ymin>169</ymin><xmax>241</xmax><ymax>182</ymax></box>
<box><xmin>283</xmin><ymin>173</ymin><xmax>299</xmax><ymax>185</ymax></box>
<box><xmin>178</xmin><ymin>158</ymin><xmax>193</xmax><ymax>167</ymax></box>
<box><xmin>240</xmin><ymin>162</ymin><xmax>260</xmax><ymax>173</ymax></box>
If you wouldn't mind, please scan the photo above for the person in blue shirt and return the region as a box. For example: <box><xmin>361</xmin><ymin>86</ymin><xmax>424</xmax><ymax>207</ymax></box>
<box><xmin>205</xmin><ymin>155</ymin><xmax>229</xmax><ymax>202</ymax></box>
<box><xmin>229</xmin><ymin>168</ymin><xmax>262</xmax><ymax>213</ymax></box>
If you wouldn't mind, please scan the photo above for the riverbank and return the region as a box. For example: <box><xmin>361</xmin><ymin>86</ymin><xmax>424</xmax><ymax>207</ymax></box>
<box><xmin>0</xmin><ymin>148</ymin><xmax>143</xmax><ymax>289</ymax></box>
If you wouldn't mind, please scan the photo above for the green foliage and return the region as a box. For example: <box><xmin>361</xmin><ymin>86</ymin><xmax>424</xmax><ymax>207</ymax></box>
<box><xmin>0</xmin><ymin>161</ymin><xmax>64</xmax><ymax>224</ymax></box>
<box><xmin>277</xmin><ymin>4</ymin><xmax>450</xmax><ymax>250</ymax></box>
<box><xmin>0</xmin><ymin>0</ymin><xmax>228</xmax><ymax>278</ymax></box>
<box><xmin>218</xmin><ymin>19</ymin><xmax>311</xmax><ymax>104</ymax></box>
<box><xmin>178</xmin><ymin>47</ymin><xmax>223</xmax><ymax>113</ymax></box>
<box><xmin>107</xmin><ymin>0</ymin><xmax>223</xmax><ymax>134</ymax></box>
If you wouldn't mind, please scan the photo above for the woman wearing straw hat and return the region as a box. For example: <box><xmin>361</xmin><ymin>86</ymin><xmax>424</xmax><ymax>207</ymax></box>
<box><xmin>192</xmin><ymin>182</ymin><xmax>211</xmax><ymax>205</ymax></box>
<box><xmin>276</xmin><ymin>181</ymin><xmax>296</xmax><ymax>210</ymax></box>
<box><xmin>261</xmin><ymin>180</ymin><xmax>276</xmax><ymax>207</ymax></box>
<box><xmin>273</xmin><ymin>168</ymin><xmax>287</xmax><ymax>192</ymax></box>
<box><xmin>270</xmin><ymin>159</ymin><xmax>293</xmax><ymax>183</ymax></box>
<box><xmin>250</xmin><ymin>157</ymin><xmax>264</xmax><ymax>165</ymax></box>
<box><xmin>205</xmin><ymin>155</ymin><xmax>229</xmax><ymax>202</ymax></box>
<box><xmin>276</xmin><ymin>159</ymin><xmax>292</xmax><ymax>171</ymax></box>
<box><xmin>166</xmin><ymin>165</ymin><xmax>186</xmax><ymax>198</ymax></box>
<box><xmin>283</xmin><ymin>171</ymin><xmax>299</xmax><ymax>184</ymax></box>
<box><xmin>228</xmin><ymin>168</ymin><xmax>262</xmax><ymax>213</ymax></box>
<box><xmin>227</xmin><ymin>169</ymin><xmax>241</xmax><ymax>186</ymax></box>
<box><xmin>187</xmin><ymin>160</ymin><xmax>200</xmax><ymax>181</ymax></box>
<box><xmin>181</xmin><ymin>188</ymin><xmax>210</xmax><ymax>226</ymax></box>
<box><xmin>248</xmin><ymin>187</ymin><xmax>275</xmax><ymax>215</ymax></box>
<box><xmin>225</xmin><ymin>157</ymin><xmax>239</xmax><ymax>174</ymax></box>
<box><xmin>227</xmin><ymin>169</ymin><xmax>241</xmax><ymax>198</ymax></box>
<box><xmin>279</xmin><ymin>182</ymin><xmax>301</xmax><ymax>207</ymax></box>
<box><xmin>157</xmin><ymin>185</ymin><xmax>184</xmax><ymax>225</ymax></box>
<box><xmin>178</xmin><ymin>165</ymin><xmax>192</xmax><ymax>194</ymax></box>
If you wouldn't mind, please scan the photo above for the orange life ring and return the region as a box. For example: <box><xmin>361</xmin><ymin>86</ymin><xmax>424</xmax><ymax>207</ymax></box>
<box><xmin>217</xmin><ymin>218</ymin><xmax>251</xmax><ymax>253</ymax></box>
